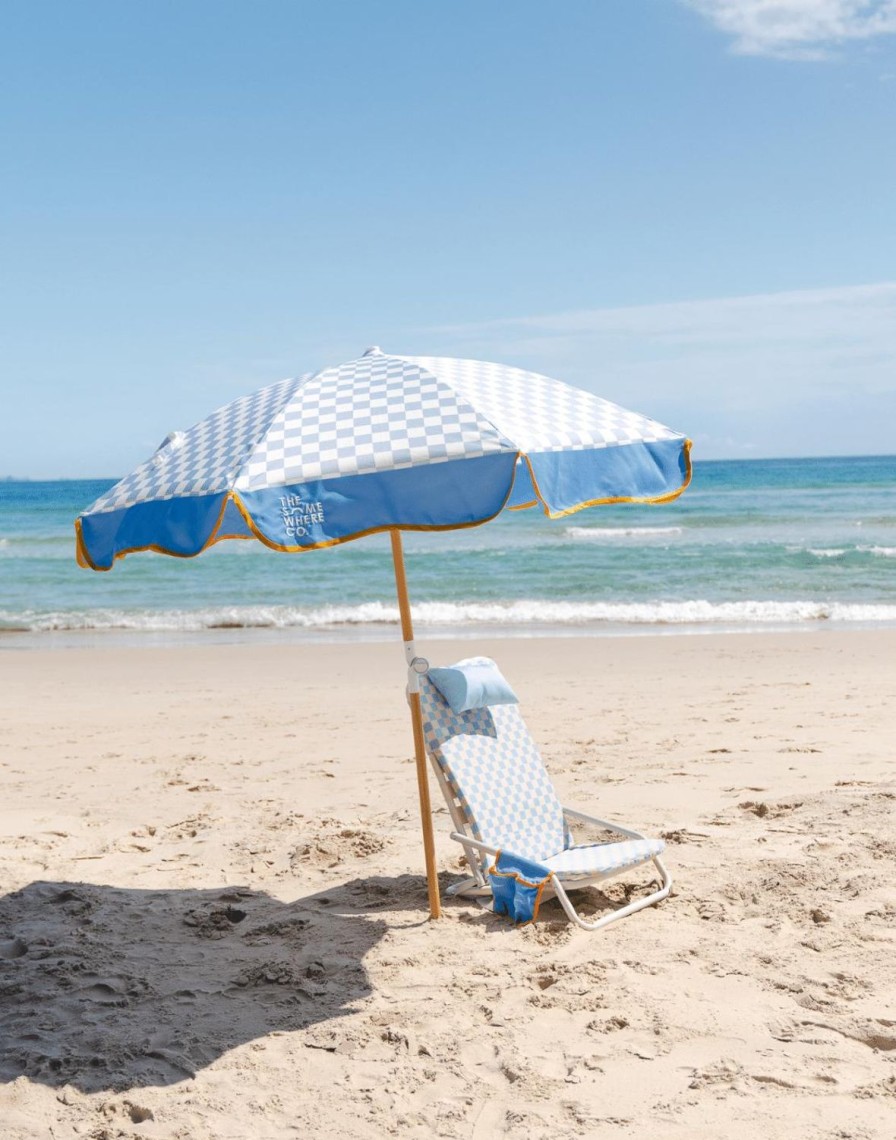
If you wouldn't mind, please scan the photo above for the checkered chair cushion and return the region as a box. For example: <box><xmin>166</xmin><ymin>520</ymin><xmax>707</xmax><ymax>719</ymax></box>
<box><xmin>420</xmin><ymin>658</ymin><xmax>667</xmax><ymax>877</ymax></box>
<box><xmin>419</xmin><ymin>660</ymin><xmax>568</xmax><ymax>863</ymax></box>
<box><xmin>544</xmin><ymin>839</ymin><xmax>664</xmax><ymax>878</ymax></box>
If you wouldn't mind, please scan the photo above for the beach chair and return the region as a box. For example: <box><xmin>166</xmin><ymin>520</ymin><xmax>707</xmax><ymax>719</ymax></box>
<box><xmin>418</xmin><ymin>658</ymin><xmax>671</xmax><ymax>931</ymax></box>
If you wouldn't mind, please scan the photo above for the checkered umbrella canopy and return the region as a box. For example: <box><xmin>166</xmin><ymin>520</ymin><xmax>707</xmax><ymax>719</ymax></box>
<box><xmin>75</xmin><ymin>346</ymin><xmax>691</xmax><ymax>920</ymax></box>
<box><xmin>75</xmin><ymin>347</ymin><xmax>691</xmax><ymax>569</ymax></box>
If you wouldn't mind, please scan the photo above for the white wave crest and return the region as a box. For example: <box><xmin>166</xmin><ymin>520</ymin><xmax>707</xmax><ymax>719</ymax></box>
<box><xmin>5</xmin><ymin>598</ymin><xmax>896</xmax><ymax>633</ymax></box>
<box><xmin>565</xmin><ymin>526</ymin><xmax>683</xmax><ymax>541</ymax></box>
<box><xmin>803</xmin><ymin>545</ymin><xmax>896</xmax><ymax>560</ymax></box>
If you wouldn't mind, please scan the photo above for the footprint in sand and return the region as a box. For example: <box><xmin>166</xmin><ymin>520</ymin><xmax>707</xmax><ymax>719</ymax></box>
<box><xmin>0</xmin><ymin>936</ymin><xmax>28</xmax><ymax>959</ymax></box>
<box><xmin>77</xmin><ymin>975</ymin><xmax>147</xmax><ymax>1007</ymax></box>
<box><xmin>290</xmin><ymin>821</ymin><xmax>388</xmax><ymax>870</ymax></box>
<box><xmin>738</xmin><ymin>799</ymin><xmax>803</xmax><ymax>819</ymax></box>
<box><xmin>82</xmin><ymin>982</ymin><xmax>129</xmax><ymax>1007</ymax></box>
<box><xmin>182</xmin><ymin>904</ymin><xmax>247</xmax><ymax>938</ymax></box>
<box><xmin>100</xmin><ymin>1099</ymin><xmax>155</xmax><ymax>1124</ymax></box>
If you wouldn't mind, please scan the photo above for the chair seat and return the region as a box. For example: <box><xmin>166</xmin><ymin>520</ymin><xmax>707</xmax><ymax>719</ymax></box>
<box><xmin>543</xmin><ymin>837</ymin><xmax>665</xmax><ymax>878</ymax></box>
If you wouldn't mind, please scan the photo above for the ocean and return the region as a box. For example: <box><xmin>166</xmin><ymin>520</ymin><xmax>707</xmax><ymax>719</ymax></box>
<box><xmin>2</xmin><ymin>455</ymin><xmax>895</xmax><ymax>643</ymax></box>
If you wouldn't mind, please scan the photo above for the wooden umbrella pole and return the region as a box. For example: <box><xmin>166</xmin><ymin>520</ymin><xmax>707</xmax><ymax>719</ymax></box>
<box><xmin>390</xmin><ymin>529</ymin><xmax>442</xmax><ymax>919</ymax></box>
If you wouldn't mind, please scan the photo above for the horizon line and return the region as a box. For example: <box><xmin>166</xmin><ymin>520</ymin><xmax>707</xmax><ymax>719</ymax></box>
<box><xmin>4</xmin><ymin>451</ymin><xmax>896</xmax><ymax>484</ymax></box>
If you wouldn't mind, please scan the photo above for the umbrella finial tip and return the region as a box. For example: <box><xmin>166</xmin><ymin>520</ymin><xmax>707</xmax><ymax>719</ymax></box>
<box><xmin>363</xmin><ymin>345</ymin><xmax>383</xmax><ymax>357</ymax></box>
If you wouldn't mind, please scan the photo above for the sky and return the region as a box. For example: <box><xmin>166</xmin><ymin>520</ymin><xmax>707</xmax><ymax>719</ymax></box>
<box><xmin>1</xmin><ymin>0</ymin><xmax>895</xmax><ymax>477</ymax></box>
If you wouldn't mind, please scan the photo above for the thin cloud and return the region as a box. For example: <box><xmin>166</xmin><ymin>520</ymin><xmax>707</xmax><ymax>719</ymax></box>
<box><xmin>683</xmin><ymin>0</ymin><xmax>896</xmax><ymax>60</ymax></box>
<box><xmin>430</xmin><ymin>284</ymin><xmax>896</xmax><ymax>398</ymax></box>
<box><xmin>421</xmin><ymin>283</ymin><xmax>896</xmax><ymax>457</ymax></box>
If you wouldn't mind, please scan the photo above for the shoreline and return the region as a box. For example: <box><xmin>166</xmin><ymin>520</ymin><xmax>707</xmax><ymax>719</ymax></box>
<box><xmin>3</xmin><ymin>615</ymin><xmax>896</xmax><ymax>651</ymax></box>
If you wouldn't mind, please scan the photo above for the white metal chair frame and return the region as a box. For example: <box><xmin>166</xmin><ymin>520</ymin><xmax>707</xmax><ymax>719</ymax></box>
<box><xmin>423</xmin><ymin>679</ymin><xmax>672</xmax><ymax>932</ymax></box>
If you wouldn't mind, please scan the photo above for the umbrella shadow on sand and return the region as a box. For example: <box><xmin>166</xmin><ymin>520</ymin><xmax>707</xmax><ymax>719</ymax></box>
<box><xmin>0</xmin><ymin>873</ymin><xmax>429</xmax><ymax>1093</ymax></box>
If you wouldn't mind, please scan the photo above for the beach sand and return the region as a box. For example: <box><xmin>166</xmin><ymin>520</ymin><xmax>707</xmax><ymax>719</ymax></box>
<box><xmin>1</xmin><ymin>630</ymin><xmax>894</xmax><ymax>1139</ymax></box>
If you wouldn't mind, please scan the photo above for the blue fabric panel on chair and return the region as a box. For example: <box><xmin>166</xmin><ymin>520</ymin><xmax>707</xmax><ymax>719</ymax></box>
<box><xmin>490</xmin><ymin>850</ymin><xmax>551</xmax><ymax>924</ymax></box>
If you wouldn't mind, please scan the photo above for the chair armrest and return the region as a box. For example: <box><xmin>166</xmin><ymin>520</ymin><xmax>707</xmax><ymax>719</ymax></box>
<box><xmin>449</xmin><ymin>832</ymin><xmax>501</xmax><ymax>857</ymax></box>
<box><xmin>561</xmin><ymin>807</ymin><xmax>647</xmax><ymax>841</ymax></box>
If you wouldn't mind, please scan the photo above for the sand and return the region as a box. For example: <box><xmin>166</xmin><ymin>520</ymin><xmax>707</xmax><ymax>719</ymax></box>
<box><xmin>0</xmin><ymin>629</ymin><xmax>894</xmax><ymax>1139</ymax></box>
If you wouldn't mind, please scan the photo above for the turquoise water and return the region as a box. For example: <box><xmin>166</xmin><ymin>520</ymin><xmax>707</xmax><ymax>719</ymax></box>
<box><xmin>1</xmin><ymin>456</ymin><xmax>895</xmax><ymax>638</ymax></box>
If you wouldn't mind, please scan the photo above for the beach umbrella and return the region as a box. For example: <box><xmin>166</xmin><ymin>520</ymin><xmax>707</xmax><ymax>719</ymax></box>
<box><xmin>76</xmin><ymin>347</ymin><xmax>691</xmax><ymax>918</ymax></box>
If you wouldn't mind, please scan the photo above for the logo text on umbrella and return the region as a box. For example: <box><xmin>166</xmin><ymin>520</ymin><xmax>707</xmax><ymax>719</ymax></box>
<box><xmin>279</xmin><ymin>495</ymin><xmax>325</xmax><ymax>538</ymax></box>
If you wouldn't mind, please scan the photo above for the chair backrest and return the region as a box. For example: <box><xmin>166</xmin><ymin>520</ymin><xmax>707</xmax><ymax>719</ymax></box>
<box><xmin>418</xmin><ymin>659</ymin><xmax>567</xmax><ymax>862</ymax></box>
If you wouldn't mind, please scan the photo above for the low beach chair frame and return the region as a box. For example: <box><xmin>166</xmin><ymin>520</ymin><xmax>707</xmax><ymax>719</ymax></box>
<box><xmin>422</xmin><ymin>674</ymin><xmax>672</xmax><ymax>932</ymax></box>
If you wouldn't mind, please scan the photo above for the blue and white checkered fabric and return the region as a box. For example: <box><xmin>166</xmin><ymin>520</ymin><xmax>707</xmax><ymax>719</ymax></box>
<box><xmin>403</xmin><ymin>355</ymin><xmax>679</xmax><ymax>454</ymax></box>
<box><xmin>86</xmin><ymin>352</ymin><xmax>522</xmax><ymax>515</ymax></box>
<box><xmin>419</xmin><ymin>659</ymin><xmax>568</xmax><ymax>863</ymax></box>
<box><xmin>544</xmin><ymin>839</ymin><xmax>664</xmax><ymax>878</ymax></box>
<box><xmin>87</xmin><ymin>376</ymin><xmax>306</xmax><ymax>514</ymax></box>
<box><xmin>83</xmin><ymin>349</ymin><xmax>684</xmax><ymax>516</ymax></box>
<box><xmin>234</xmin><ymin>354</ymin><xmax>515</xmax><ymax>491</ymax></box>
<box><xmin>420</xmin><ymin>658</ymin><xmax>665</xmax><ymax>876</ymax></box>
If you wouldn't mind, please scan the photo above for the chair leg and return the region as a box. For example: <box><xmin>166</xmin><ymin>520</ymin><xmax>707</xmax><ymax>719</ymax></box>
<box><xmin>550</xmin><ymin>857</ymin><xmax>672</xmax><ymax>932</ymax></box>
<box><xmin>445</xmin><ymin>876</ymin><xmax>493</xmax><ymax>899</ymax></box>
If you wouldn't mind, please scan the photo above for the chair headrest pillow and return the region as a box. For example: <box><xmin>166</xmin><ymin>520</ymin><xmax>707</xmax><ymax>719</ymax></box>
<box><xmin>427</xmin><ymin>658</ymin><xmax>519</xmax><ymax>713</ymax></box>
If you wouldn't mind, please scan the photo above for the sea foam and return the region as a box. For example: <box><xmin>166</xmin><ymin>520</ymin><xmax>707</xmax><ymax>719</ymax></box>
<box><xmin>5</xmin><ymin>598</ymin><xmax>896</xmax><ymax>633</ymax></box>
<box><xmin>565</xmin><ymin>526</ymin><xmax>683</xmax><ymax>540</ymax></box>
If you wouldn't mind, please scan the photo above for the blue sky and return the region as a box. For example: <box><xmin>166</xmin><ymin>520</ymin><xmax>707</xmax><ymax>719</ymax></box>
<box><xmin>1</xmin><ymin>1</ymin><xmax>895</xmax><ymax>477</ymax></box>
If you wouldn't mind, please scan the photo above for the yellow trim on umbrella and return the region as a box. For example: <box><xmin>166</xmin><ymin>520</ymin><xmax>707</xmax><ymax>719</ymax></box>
<box><xmin>523</xmin><ymin>439</ymin><xmax>693</xmax><ymax>520</ymax></box>
<box><xmin>75</xmin><ymin>494</ymin><xmax>239</xmax><ymax>572</ymax></box>
<box><xmin>75</xmin><ymin>441</ymin><xmax>692</xmax><ymax>570</ymax></box>
<box><xmin>74</xmin><ymin>458</ymin><xmax>524</xmax><ymax>571</ymax></box>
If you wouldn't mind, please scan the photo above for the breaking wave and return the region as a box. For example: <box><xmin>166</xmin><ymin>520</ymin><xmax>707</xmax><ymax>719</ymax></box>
<box><xmin>5</xmin><ymin>598</ymin><xmax>896</xmax><ymax>634</ymax></box>
<box><xmin>565</xmin><ymin>526</ymin><xmax>683</xmax><ymax>540</ymax></box>
<box><xmin>801</xmin><ymin>545</ymin><xmax>896</xmax><ymax>560</ymax></box>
